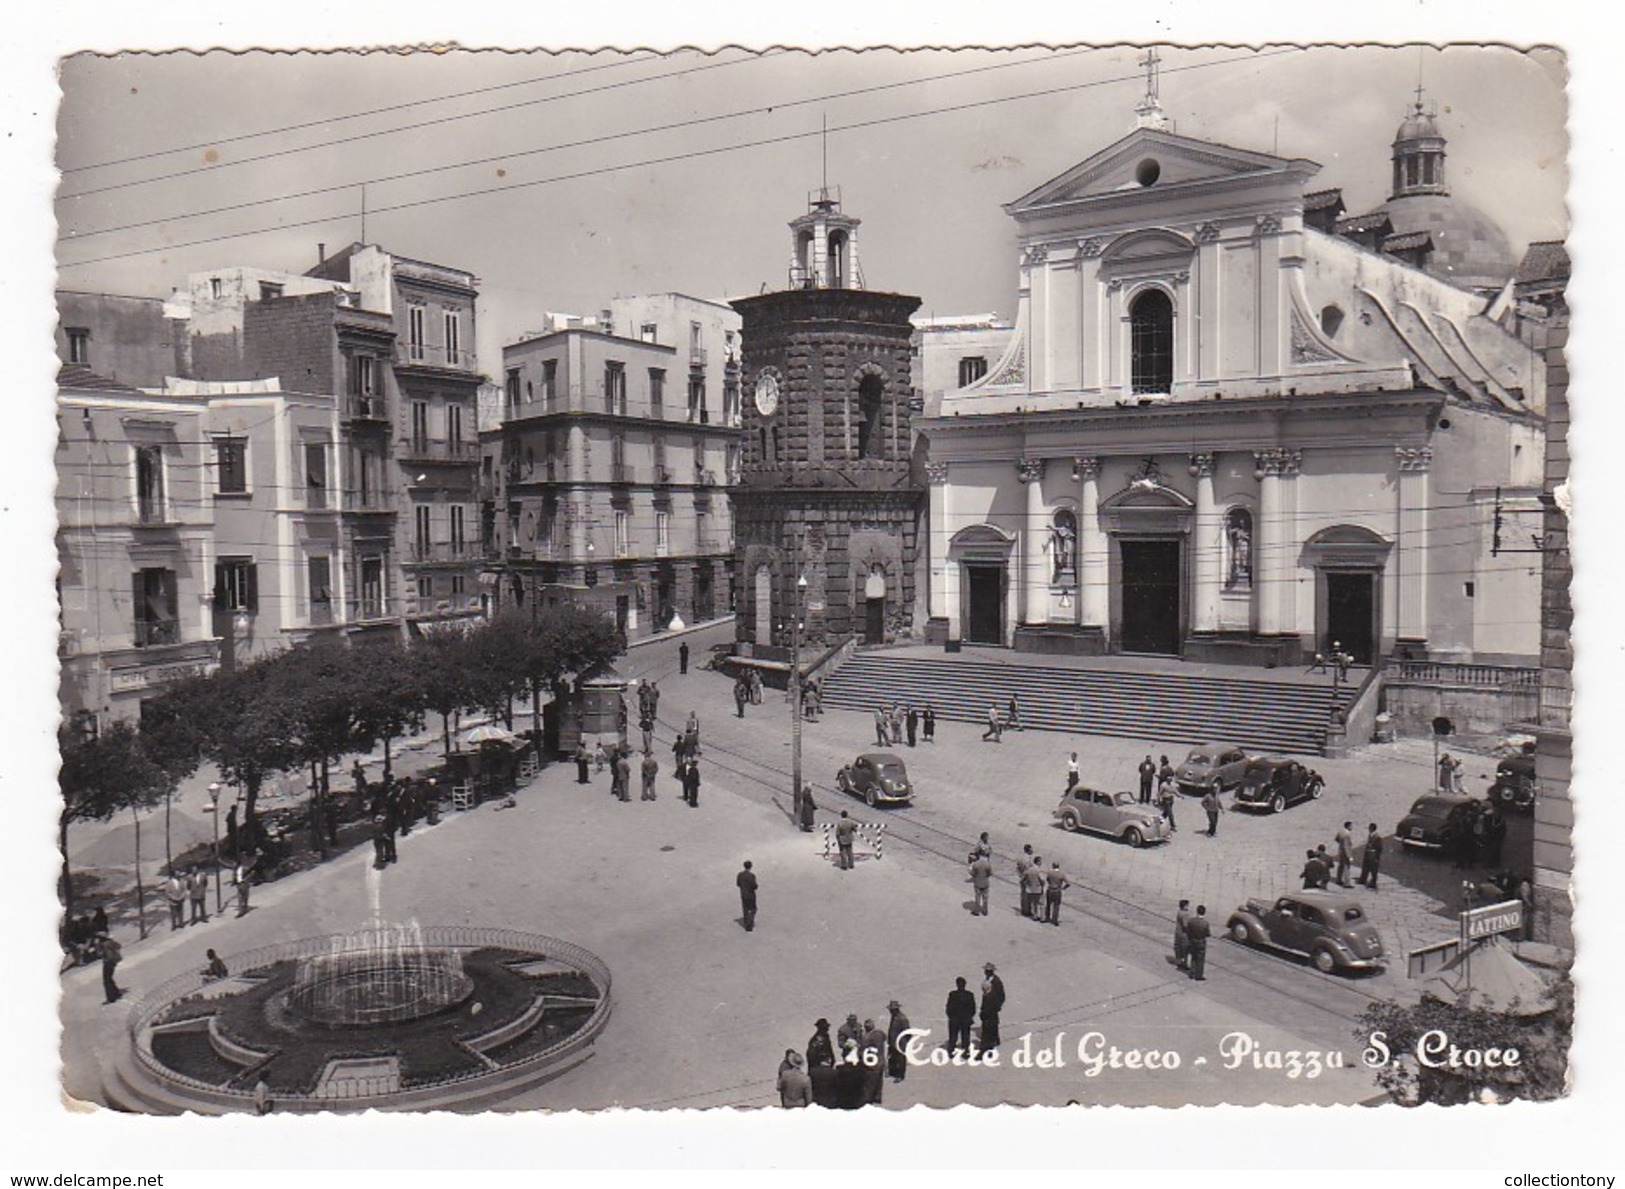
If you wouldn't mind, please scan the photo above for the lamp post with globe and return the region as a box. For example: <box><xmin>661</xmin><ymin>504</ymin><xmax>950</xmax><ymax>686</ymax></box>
<box><xmin>791</xmin><ymin>572</ymin><xmax>807</xmax><ymax>825</ymax></box>
<box><xmin>207</xmin><ymin>782</ymin><xmax>224</xmax><ymax>914</ymax></box>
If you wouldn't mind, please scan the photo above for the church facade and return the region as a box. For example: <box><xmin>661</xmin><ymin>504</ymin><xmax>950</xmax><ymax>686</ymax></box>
<box><xmin>917</xmin><ymin>98</ymin><xmax>1545</xmax><ymax>667</ymax></box>
<box><xmin>729</xmin><ymin>190</ymin><xmax>925</xmax><ymax>649</ymax></box>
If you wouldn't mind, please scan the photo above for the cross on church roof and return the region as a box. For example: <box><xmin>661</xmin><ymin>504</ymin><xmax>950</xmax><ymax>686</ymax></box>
<box><xmin>1140</xmin><ymin>47</ymin><xmax>1162</xmax><ymax>103</ymax></box>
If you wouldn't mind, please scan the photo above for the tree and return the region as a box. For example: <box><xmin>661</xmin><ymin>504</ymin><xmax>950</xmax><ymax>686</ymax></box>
<box><xmin>350</xmin><ymin>638</ymin><xmax>426</xmax><ymax>782</ymax></box>
<box><xmin>58</xmin><ymin>721</ymin><xmax>167</xmax><ymax>936</ymax></box>
<box><xmin>509</xmin><ymin>605</ymin><xmax>623</xmax><ymax>754</ymax></box>
<box><xmin>414</xmin><ymin>628</ymin><xmax>478</xmax><ymax>760</ymax></box>
<box><xmin>1356</xmin><ymin>972</ymin><xmax>1573</xmax><ymax>1104</ymax></box>
<box><xmin>279</xmin><ymin>638</ymin><xmax>373</xmax><ymax>859</ymax></box>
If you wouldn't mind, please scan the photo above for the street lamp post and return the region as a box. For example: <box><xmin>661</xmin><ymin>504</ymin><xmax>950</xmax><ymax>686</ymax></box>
<box><xmin>207</xmin><ymin>782</ymin><xmax>223</xmax><ymax>915</ymax></box>
<box><xmin>791</xmin><ymin>573</ymin><xmax>807</xmax><ymax>826</ymax></box>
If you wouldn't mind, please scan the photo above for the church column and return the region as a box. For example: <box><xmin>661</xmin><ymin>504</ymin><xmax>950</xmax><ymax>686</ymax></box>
<box><xmin>1191</xmin><ymin>452</ymin><xmax>1220</xmax><ymax>633</ymax></box>
<box><xmin>1018</xmin><ymin>458</ymin><xmax>1047</xmax><ymax>625</ymax></box>
<box><xmin>926</xmin><ymin>461</ymin><xmax>958</xmax><ymax>639</ymax></box>
<box><xmin>1395</xmin><ymin>445</ymin><xmax>1432</xmax><ymax>651</ymax></box>
<box><xmin>1254</xmin><ymin>449</ymin><xmax>1286</xmax><ymax>636</ymax></box>
<box><xmin>1076</xmin><ymin>456</ymin><xmax>1109</xmax><ymax>632</ymax></box>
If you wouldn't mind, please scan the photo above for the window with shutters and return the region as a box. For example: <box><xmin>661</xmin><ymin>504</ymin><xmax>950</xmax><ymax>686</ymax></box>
<box><xmin>958</xmin><ymin>356</ymin><xmax>988</xmax><ymax>387</ymax></box>
<box><xmin>66</xmin><ymin>327</ymin><xmax>91</xmax><ymax>365</ymax></box>
<box><xmin>604</xmin><ymin>362</ymin><xmax>626</xmax><ymax>415</ymax></box>
<box><xmin>450</xmin><ymin>505</ymin><xmax>466</xmax><ymax>555</ymax></box>
<box><xmin>656</xmin><ymin>510</ymin><xmax>671</xmax><ymax>557</ymax></box>
<box><xmin>214</xmin><ymin>557</ymin><xmax>259</xmax><ymax>614</ymax></box>
<box><xmin>415</xmin><ymin>505</ymin><xmax>432</xmax><ymax>559</ymax></box>
<box><xmin>305</xmin><ymin>442</ymin><xmax>328</xmax><ymax>508</ymax></box>
<box><xmin>215</xmin><ymin>436</ymin><xmax>248</xmax><ymax>495</ymax></box>
<box><xmin>135</xmin><ymin>444</ymin><xmax>167</xmax><ymax>523</ymax></box>
<box><xmin>308</xmin><ymin>556</ymin><xmax>333</xmax><ymax>625</ymax></box>
<box><xmin>132</xmin><ymin>568</ymin><xmax>179</xmax><ymax>646</ymax></box>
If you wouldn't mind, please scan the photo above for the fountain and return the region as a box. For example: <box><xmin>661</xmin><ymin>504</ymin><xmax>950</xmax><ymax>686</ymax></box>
<box><xmin>111</xmin><ymin>926</ymin><xmax>612</xmax><ymax>1114</ymax></box>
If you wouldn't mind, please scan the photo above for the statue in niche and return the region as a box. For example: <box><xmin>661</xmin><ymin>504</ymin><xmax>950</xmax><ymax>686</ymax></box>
<box><xmin>1050</xmin><ymin>509</ymin><xmax>1078</xmax><ymax>585</ymax></box>
<box><xmin>1226</xmin><ymin>508</ymin><xmax>1253</xmax><ymax>588</ymax></box>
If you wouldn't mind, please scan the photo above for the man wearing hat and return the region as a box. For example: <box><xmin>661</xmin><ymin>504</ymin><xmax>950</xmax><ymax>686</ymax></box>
<box><xmin>979</xmin><ymin>962</ymin><xmax>1006</xmax><ymax>1054</ymax></box>
<box><xmin>886</xmin><ymin>1000</ymin><xmax>911</xmax><ymax>1082</ymax></box>
<box><xmin>777</xmin><ymin>1051</ymin><xmax>811</xmax><ymax>1108</ymax></box>
<box><xmin>945</xmin><ymin>977</ymin><xmax>976</xmax><ymax>1058</ymax></box>
<box><xmin>861</xmin><ymin>1018</ymin><xmax>888</xmax><ymax>1104</ymax></box>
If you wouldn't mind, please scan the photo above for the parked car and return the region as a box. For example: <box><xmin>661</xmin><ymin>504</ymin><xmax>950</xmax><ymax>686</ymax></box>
<box><xmin>1233</xmin><ymin>757</ymin><xmax>1326</xmax><ymax>813</ymax></box>
<box><xmin>1052</xmin><ymin>786</ymin><xmax>1169</xmax><ymax>848</ymax></box>
<box><xmin>1490</xmin><ymin>754</ymin><xmax>1536</xmax><ymax>813</ymax></box>
<box><xmin>1225</xmin><ymin>891</ymin><xmax>1386</xmax><ymax>974</ymax></box>
<box><xmin>835</xmin><ymin>753</ymin><xmax>915</xmax><ymax>807</ymax></box>
<box><xmin>1397</xmin><ymin>794</ymin><xmax>1483</xmax><ymax>850</ymax></box>
<box><xmin>1174</xmin><ymin>743</ymin><xmax>1253</xmax><ymax>795</ymax></box>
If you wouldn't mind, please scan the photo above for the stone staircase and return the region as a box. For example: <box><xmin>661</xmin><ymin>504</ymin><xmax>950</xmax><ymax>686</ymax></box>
<box><xmin>819</xmin><ymin>651</ymin><xmax>1356</xmax><ymax>756</ymax></box>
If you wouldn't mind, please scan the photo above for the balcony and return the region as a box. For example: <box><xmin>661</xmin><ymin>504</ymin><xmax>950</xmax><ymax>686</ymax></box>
<box><xmin>133</xmin><ymin>619</ymin><xmax>180</xmax><ymax>647</ymax></box>
<box><xmin>306</xmin><ymin>485</ymin><xmax>333</xmax><ymax>511</ymax></box>
<box><xmin>346</xmin><ymin>597</ymin><xmax>398</xmax><ymax>624</ymax></box>
<box><xmin>345</xmin><ymin>396</ymin><xmax>389</xmax><ymax>424</ymax></box>
<box><xmin>609</xmin><ymin>463</ymin><xmax>634</xmax><ymax>485</ymax></box>
<box><xmin>407</xmin><ymin>593</ymin><xmax>484</xmax><ymax>619</ymax></box>
<box><xmin>653</xmin><ymin>466</ymin><xmax>674</xmax><ymax>485</ymax></box>
<box><xmin>400</xmin><ymin>437</ymin><xmax>475</xmax><ymax>464</ymax></box>
<box><xmin>342</xmin><ymin>490</ymin><xmax>395</xmax><ymax>514</ymax></box>
<box><xmin>689</xmin><ymin>346</ymin><xmax>708</xmax><ymax>370</ymax></box>
<box><xmin>308</xmin><ymin>601</ymin><xmax>335</xmax><ymax>627</ymax></box>
<box><xmin>134</xmin><ymin>502</ymin><xmax>178</xmax><ymax>527</ymax></box>
<box><xmin>409</xmin><ymin>541</ymin><xmax>472</xmax><ymax>564</ymax></box>
<box><xmin>695</xmin><ymin>469</ymin><xmax>717</xmax><ymax>487</ymax></box>
<box><xmin>396</xmin><ymin>343</ymin><xmax>479</xmax><ymax>372</ymax></box>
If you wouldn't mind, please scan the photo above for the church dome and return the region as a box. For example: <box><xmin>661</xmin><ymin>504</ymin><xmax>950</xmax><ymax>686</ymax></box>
<box><xmin>1395</xmin><ymin>106</ymin><xmax>1442</xmax><ymax>144</ymax></box>
<box><xmin>1379</xmin><ymin>192</ymin><xmax>1518</xmax><ymax>291</ymax></box>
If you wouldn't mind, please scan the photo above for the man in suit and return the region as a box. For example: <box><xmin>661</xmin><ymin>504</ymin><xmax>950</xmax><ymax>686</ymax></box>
<box><xmin>835</xmin><ymin>811</ymin><xmax>858</xmax><ymax>870</ymax></box>
<box><xmin>1300</xmin><ymin>848</ymin><xmax>1329</xmax><ymax>890</ymax></box>
<box><xmin>736</xmin><ymin>860</ymin><xmax>758</xmax><ymax>932</ymax></box>
<box><xmin>906</xmin><ymin>705</ymin><xmax>919</xmax><ymax>747</ymax></box>
<box><xmin>641</xmin><ymin>750</ymin><xmax>659</xmax><ymax>800</ymax></box>
<box><xmin>968</xmin><ymin>850</ymin><xmax>992</xmax><ymax>916</ymax></box>
<box><xmin>1360</xmin><ymin>824</ymin><xmax>1384</xmax><ymax>889</ymax></box>
<box><xmin>945</xmin><ymin>977</ymin><xmax>976</xmax><ymax>1057</ymax></box>
<box><xmin>1334</xmin><ymin>821</ymin><xmax>1356</xmax><ymax>887</ymax></box>
<box><xmin>678</xmin><ymin>641</ymin><xmax>689</xmax><ymax>674</ymax></box>
<box><xmin>979</xmin><ymin>962</ymin><xmax>1006</xmax><ymax>1053</ymax></box>
<box><xmin>861</xmin><ymin>1018</ymin><xmax>888</xmax><ymax>1104</ymax></box>
<box><xmin>682</xmin><ymin>758</ymin><xmax>701</xmax><ymax>808</ymax></box>
<box><xmin>1138</xmin><ymin>755</ymin><xmax>1157</xmax><ymax>804</ymax></box>
<box><xmin>1015</xmin><ymin>844</ymin><xmax>1036</xmax><ymax>918</ymax></box>
<box><xmin>1185</xmin><ymin>905</ymin><xmax>1212</xmax><ymax>981</ymax></box>
<box><xmin>1174</xmin><ymin>898</ymin><xmax>1192</xmax><ymax>971</ymax></box>
<box><xmin>886</xmin><ymin>1000</ymin><xmax>911</xmax><ymax>1082</ymax></box>
<box><xmin>777</xmin><ymin>1052</ymin><xmax>811</xmax><ymax>1108</ymax></box>
<box><xmin>1043</xmin><ymin>861</ymin><xmax>1070</xmax><ymax>925</ymax></box>
<box><xmin>1022</xmin><ymin>858</ymin><xmax>1047</xmax><ymax>925</ymax></box>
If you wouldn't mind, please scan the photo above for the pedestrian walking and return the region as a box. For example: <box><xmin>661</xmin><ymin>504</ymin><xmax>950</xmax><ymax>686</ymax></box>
<box><xmin>1016</xmin><ymin>844</ymin><xmax>1037</xmax><ymax>918</ymax></box>
<box><xmin>382</xmin><ymin>798</ymin><xmax>399</xmax><ymax>862</ymax></box>
<box><xmin>352</xmin><ymin>759</ymin><xmax>367</xmax><ymax>802</ymax></box>
<box><xmin>1022</xmin><ymin>859</ymin><xmax>1046</xmax><ymax>924</ymax></box>
<box><xmin>233</xmin><ymin>856</ymin><xmax>252</xmax><ymax>917</ymax></box>
<box><xmin>735</xmin><ymin>679</ymin><xmax>749</xmax><ymax>718</ymax></box>
<box><xmin>1174</xmin><ymin>898</ymin><xmax>1192</xmax><ymax>971</ymax></box>
<box><xmin>575</xmin><ymin>741</ymin><xmax>591</xmax><ymax>784</ymax></box>
<box><xmin>1158</xmin><ymin>754</ymin><xmax>1175</xmax><ymax>790</ymax></box>
<box><xmin>1043</xmin><ymin>861</ymin><xmax>1070</xmax><ymax>925</ymax></box>
<box><xmin>163</xmin><ymin>870</ymin><xmax>187</xmax><ymax>931</ymax></box>
<box><xmin>1437</xmin><ymin>750</ymin><xmax>1456</xmax><ymax>793</ymax></box>
<box><xmin>890</xmin><ymin>704</ymin><xmax>905</xmax><ymax>747</ymax></box>
<box><xmin>1334</xmin><ymin>821</ymin><xmax>1356</xmax><ymax>887</ymax></box>
<box><xmin>639</xmin><ymin>714</ymin><xmax>654</xmax><ymax>754</ymax></box>
<box><xmin>874</xmin><ymin>706</ymin><xmax>889</xmax><ymax>747</ymax></box>
<box><xmin>99</xmin><ymin>934</ymin><xmax>123</xmax><ymax>1004</ymax></box>
<box><xmin>777</xmin><ymin>1052</ymin><xmax>811</xmax><ymax>1108</ymax></box>
<box><xmin>1138</xmin><ymin>755</ymin><xmax>1157</xmax><ymax>804</ymax></box>
<box><xmin>202</xmin><ymin>948</ymin><xmax>229</xmax><ymax>980</ymax></box>
<box><xmin>1201</xmin><ymin>788</ymin><xmax>1223</xmax><ymax>837</ymax></box>
<box><xmin>371</xmin><ymin>814</ymin><xmax>391</xmax><ymax>868</ymax></box>
<box><xmin>1185</xmin><ymin>906</ymin><xmax>1211</xmax><ymax>980</ymax></box>
<box><xmin>799</xmin><ymin>784</ymin><xmax>817</xmax><ymax>832</ymax></box>
<box><xmin>594</xmin><ymin>740</ymin><xmax>610</xmax><ymax>774</ymax></box>
<box><xmin>187</xmin><ymin>867</ymin><xmax>209</xmax><ymax>925</ymax></box>
<box><xmin>945</xmin><ymin>977</ymin><xmax>976</xmax><ymax>1057</ymax></box>
<box><xmin>681</xmin><ymin>758</ymin><xmax>701</xmax><ymax>808</ymax></box>
<box><xmin>1006</xmin><ymin>693</ymin><xmax>1023</xmax><ymax>731</ymax></box>
<box><xmin>861</xmin><ymin>1019</ymin><xmax>888</xmax><ymax>1104</ymax></box>
<box><xmin>751</xmin><ymin>669</ymin><xmax>763</xmax><ymax>704</ymax></box>
<box><xmin>686</xmin><ymin>710</ymin><xmax>700</xmax><ymax>755</ymax></box>
<box><xmin>647</xmin><ymin>679</ymin><xmax>660</xmax><ymax>721</ymax></box>
<box><xmin>968</xmin><ymin>851</ymin><xmax>992</xmax><ymax>916</ymax></box>
<box><xmin>982</xmin><ymin>706</ymin><xmax>1003</xmax><ymax>742</ymax></box>
<box><xmin>1065</xmin><ymin>751</ymin><xmax>1081</xmax><ymax>791</ymax></box>
<box><xmin>979</xmin><ymin>963</ymin><xmax>1006</xmax><ymax>1053</ymax></box>
<box><xmin>614</xmin><ymin>750</ymin><xmax>632</xmax><ymax>802</ymax></box>
<box><xmin>922</xmin><ymin>702</ymin><xmax>936</xmax><ymax>743</ymax></box>
<box><xmin>835</xmin><ymin>811</ymin><xmax>857</xmax><ymax>870</ymax></box>
<box><xmin>906</xmin><ymin>705</ymin><xmax>919</xmax><ymax>747</ymax></box>
<box><xmin>886</xmin><ymin>1000</ymin><xmax>911</xmax><ymax>1082</ymax></box>
<box><xmin>1360</xmin><ymin>824</ymin><xmax>1384</xmax><ymax>889</ymax></box>
<box><xmin>679</xmin><ymin>641</ymin><xmax>690</xmax><ymax>674</ymax></box>
<box><xmin>1301</xmin><ymin>848</ymin><xmax>1329</xmax><ymax>890</ymax></box>
<box><xmin>1157</xmin><ymin>779</ymin><xmax>1178</xmax><ymax>831</ymax></box>
<box><xmin>736</xmin><ymin>860</ymin><xmax>758</xmax><ymax>932</ymax></box>
<box><xmin>973</xmin><ymin>831</ymin><xmax>993</xmax><ymax>861</ymax></box>
<box><xmin>641</xmin><ymin>751</ymin><xmax>659</xmax><ymax>801</ymax></box>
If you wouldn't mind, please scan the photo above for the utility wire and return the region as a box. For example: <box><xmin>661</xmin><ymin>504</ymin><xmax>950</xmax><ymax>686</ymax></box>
<box><xmin>58</xmin><ymin>48</ymin><xmax>1303</xmax><ymax>271</ymax></box>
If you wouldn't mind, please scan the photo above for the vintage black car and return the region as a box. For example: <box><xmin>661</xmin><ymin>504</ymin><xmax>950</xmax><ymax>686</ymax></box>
<box><xmin>835</xmin><ymin>753</ymin><xmax>915</xmax><ymax>807</ymax></box>
<box><xmin>1490</xmin><ymin>754</ymin><xmax>1536</xmax><ymax>812</ymax></box>
<box><xmin>1233</xmin><ymin>757</ymin><xmax>1326</xmax><ymax>813</ymax></box>
<box><xmin>1397</xmin><ymin>794</ymin><xmax>1483</xmax><ymax>850</ymax></box>
<box><xmin>1226</xmin><ymin>891</ymin><xmax>1386</xmax><ymax>974</ymax></box>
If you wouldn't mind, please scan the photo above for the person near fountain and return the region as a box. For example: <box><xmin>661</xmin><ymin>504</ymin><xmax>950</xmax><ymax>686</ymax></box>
<box><xmin>202</xmin><ymin>948</ymin><xmax>229</xmax><ymax>981</ymax></box>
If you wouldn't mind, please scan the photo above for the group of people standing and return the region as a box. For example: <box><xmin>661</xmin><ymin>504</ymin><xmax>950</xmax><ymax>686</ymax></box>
<box><xmin>874</xmin><ymin>701</ymin><xmax>934</xmax><ymax>748</ymax></box>
<box><xmin>782</xmin><ymin>1002</ymin><xmax>913</xmax><ymax>1108</ymax></box>
<box><xmin>1007</xmin><ymin>842</ymin><xmax>1071</xmax><ymax>925</ymax></box>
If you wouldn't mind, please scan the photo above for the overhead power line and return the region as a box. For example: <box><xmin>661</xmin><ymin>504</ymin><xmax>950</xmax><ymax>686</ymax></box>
<box><xmin>57</xmin><ymin>48</ymin><xmax>1303</xmax><ymax>271</ymax></box>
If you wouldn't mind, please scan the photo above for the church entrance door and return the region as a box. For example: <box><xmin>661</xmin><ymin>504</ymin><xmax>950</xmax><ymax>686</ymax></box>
<box><xmin>965</xmin><ymin>564</ymin><xmax>1003</xmax><ymax>645</ymax></box>
<box><xmin>1119</xmin><ymin>539</ymin><xmax>1182</xmax><ymax>655</ymax></box>
<box><xmin>865</xmin><ymin>598</ymin><xmax>885</xmax><ymax>645</ymax></box>
<box><xmin>1324</xmin><ymin>571</ymin><xmax>1376</xmax><ymax>665</ymax></box>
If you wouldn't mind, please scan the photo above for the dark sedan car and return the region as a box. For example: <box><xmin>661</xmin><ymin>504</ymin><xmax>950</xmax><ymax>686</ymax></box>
<box><xmin>1490</xmin><ymin>755</ymin><xmax>1536</xmax><ymax>812</ymax></box>
<box><xmin>1233</xmin><ymin>758</ymin><xmax>1326</xmax><ymax>813</ymax></box>
<box><xmin>836</xmin><ymin>753</ymin><xmax>915</xmax><ymax>807</ymax></box>
<box><xmin>1397</xmin><ymin>794</ymin><xmax>1482</xmax><ymax>850</ymax></box>
<box><xmin>1226</xmin><ymin>891</ymin><xmax>1386</xmax><ymax>974</ymax></box>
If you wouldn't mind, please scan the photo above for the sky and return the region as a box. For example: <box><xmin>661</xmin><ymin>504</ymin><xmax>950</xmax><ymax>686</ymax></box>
<box><xmin>54</xmin><ymin>44</ymin><xmax>1569</xmax><ymax>373</ymax></box>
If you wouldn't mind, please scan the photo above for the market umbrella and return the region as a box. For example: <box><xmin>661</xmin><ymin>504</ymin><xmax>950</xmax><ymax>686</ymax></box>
<box><xmin>1421</xmin><ymin>937</ymin><xmax>1552</xmax><ymax>1017</ymax></box>
<box><xmin>463</xmin><ymin>724</ymin><xmax>515</xmax><ymax>746</ymax></box>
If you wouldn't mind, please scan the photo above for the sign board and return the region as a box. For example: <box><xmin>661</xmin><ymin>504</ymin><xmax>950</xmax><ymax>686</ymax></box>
<box><xmin>1407</xmin><ymin>937</ymin><xmax>1462</xmax><ymax>980</ymax></box>
<box><xmin>1461</xmin><ymin>899</ymin><xmax>1524</xmax><ymax>944</ymax></box>
<box><xmin>805</xmin><ymin>599</ymin><xmax>826</xmax><ymax>613</ymax></box>
<box><xmin>110</xmin><ymin>659</ymin><xmax>218</xmax><ymax>693</ymax></box>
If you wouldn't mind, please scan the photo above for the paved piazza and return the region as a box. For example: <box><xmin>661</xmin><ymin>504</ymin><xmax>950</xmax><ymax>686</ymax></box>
<box><xmin>61</xmin><ymin>621</ymin><xmax>1515</xmax><ymax>1111</ymax></box>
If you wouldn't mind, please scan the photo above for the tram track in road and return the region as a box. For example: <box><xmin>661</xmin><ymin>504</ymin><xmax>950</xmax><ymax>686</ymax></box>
<box><xmin>648</xmin><ymin>692</ymin><xmax>1394</xmax><ymax>1052</ymax></box>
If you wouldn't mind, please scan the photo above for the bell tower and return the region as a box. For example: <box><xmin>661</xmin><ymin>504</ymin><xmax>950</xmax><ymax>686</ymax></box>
<box><xmin>730</xmin><ymin>187</ymin><xmax>923</xmax><ymax>649</ymax></box>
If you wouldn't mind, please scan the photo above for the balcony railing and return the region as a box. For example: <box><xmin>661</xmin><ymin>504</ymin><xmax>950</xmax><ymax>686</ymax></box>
<box><xmin>409</xmin><ymin>541</ymin><xmax>472</xmax><ymax>563</ymax></box>
<box><xmin>345</xmin><ymin>396</ymin><xmax>388</xmax><ymax>423</ymax></box>
<box><xmin>342</xmin><ymin>490</ymin><xmax>394</xmax><ymax>513</ymax></box>
<box><xmin>695</xmin><ymin>470</ymin><xmax>717</xmax><ymax>487</ymax></box>
<box><xmin>308</xmin><ymin>602</ymin><xmax>334</xmax><ymax>626</ymax></box>
<box><xmin>407</xmin><ymin>593</ymin><xmax>484</xmax><ymax>618</ymax></box>
<box><xmin>401</xmin><ymin>437</ymin><xmax>474</xmax><ymax>463</ymax></box>
<box><xmin>306</xmin><ymin>485</ymin><xmax>332</xmax><ymax>510</ymax></box>
<box><xmin>609</xmin><ymin>463</ymin><xmax>633</xmax><ymax>485</ymax></box>
<box><xmin>133</xmin><ymin>619</ymin><xmax>180</xmax><ymax>647</ymax></box>
<box><xmin>135</xmin><ymin>501</ymin><xmax>174</xmax><ymax>526</ymax></box>
<box><xmin>397</xmin><ymin>344</ymin><xmax>479</xmax><ymax>371</ymax></box>
<box><xmin>653</xmin><ymin>466</ymin><xmax>674</xmax><ymax>485</ymax></box>
<box><xmin>689</xmin><ymin>346</ymin><xmax>708</xmax><ymax>370</ymax></box>
<box><xmin>346</xmin><ymin>597</ymin><xmax>397</xmax><ymax>623</ymax></box>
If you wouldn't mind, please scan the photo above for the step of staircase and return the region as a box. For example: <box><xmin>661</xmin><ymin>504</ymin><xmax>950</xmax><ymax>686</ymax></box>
<box><xmin>820</xmin><ymin>654</ymin><xmax>1352</xmax><ymax>756</ymax></box>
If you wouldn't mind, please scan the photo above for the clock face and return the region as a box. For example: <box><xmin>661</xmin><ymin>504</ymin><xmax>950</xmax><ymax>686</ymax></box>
<box><xmin>754</xmin><ymin>373</ymin><xmax>780</xmax><ymax>417</ymax></box>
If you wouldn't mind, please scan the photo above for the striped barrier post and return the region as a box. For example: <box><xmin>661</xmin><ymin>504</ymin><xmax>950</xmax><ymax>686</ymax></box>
<box><xmin>820</xmin><ymin>823</ymin><xmax>834</xmax><ymax>859</ymax></box>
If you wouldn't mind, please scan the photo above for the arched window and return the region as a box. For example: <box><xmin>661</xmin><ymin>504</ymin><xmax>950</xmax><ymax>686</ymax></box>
<box><xmin>856</xmin><ymin>373</ymin><xmax>886</xmax><ymax>459</ymax></box>
<box><xmin>828</xmin><ymin>231</ymin><xmax>848</xmax><ymax>289</ymax></box>
<box><xmin>1225</xmin><ymin>507</ymin><xmax>1253</xmax><ymax>589</ymax></box>
<box><xmin>796</xmin><ymin>231</ymin><xmax>815</xmax><ymax>287</ymax></box>
<box><xmin>1050</xmin><ymin>509</ymin><xmax>1078</xmax><ymax>585</ymax></box>
<box><xmin>1130</xmin><ymin>288</ymin><xmax>1174</xmax><ymax>395</ymax></box>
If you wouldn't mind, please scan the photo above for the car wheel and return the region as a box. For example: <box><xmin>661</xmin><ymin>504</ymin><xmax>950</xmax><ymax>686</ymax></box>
<box><xmin>1309</xmin><ymin>779</ymin><xmax>1324</xmax><ymax>800</ymax></box>
<box><xmin>1230</xmin><ymin>921</ymin><xmax>1251</xmax><ymax>944</ymax></box>
<box><xmin>865</xmin><ymin>787</ymin><xmax>877</xmax><ymax>808</ymax></box>
<box><xmin>1311</xmin><ymin>947</ymin><xmax>1339</xmax><ymax>974</ymax></box>
<box><xmin>1124</xmin><ymin>826</ymin><xmax>1144</xmax><ymax>849</ymax></box>
<box><xmin>1060</xmin><ymin>809</ymin><xmax>1080</xmax><ymax>832</ymax></box>
<box><xmin>1270</xmin><ymin>793</ymin><xmax>1287</xmax><ymax>814</ymax></box>
<box><xmin>837</xmin><ymin>772</ymin><xmax>849</xmax><ymax>793</ymax></box>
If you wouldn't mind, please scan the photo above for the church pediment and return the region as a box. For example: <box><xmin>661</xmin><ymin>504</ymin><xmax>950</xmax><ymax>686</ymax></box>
<box><xmin>1006</xmin><ymin>128</ymin><xmax>1319</xmax><ymax>215</ymax></box>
